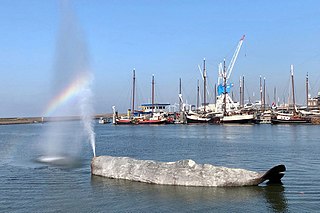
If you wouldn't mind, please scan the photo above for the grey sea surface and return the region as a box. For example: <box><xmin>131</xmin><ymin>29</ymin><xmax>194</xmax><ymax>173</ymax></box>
<box><xmin>0</xmin><ymin>122</ymin><xmax>319</xmax><ymax>212</ymax></box>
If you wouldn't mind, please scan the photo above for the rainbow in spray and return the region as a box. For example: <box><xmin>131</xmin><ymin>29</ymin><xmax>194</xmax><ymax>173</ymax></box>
<box><xmin>44</xmin><ymin>72</ymin><xmax>91</xmax><ymax>116</ymax></box>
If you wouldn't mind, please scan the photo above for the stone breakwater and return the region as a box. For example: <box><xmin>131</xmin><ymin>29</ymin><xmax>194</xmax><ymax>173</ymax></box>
<box><xmin>0</xmin><ymin>117</ymin><xmax>42</xmax><ymax>125</ymax></box>
<box><xmin>91</xmin><ymin>156</ymin><xmax>285</xmax><ymax>187</ymax></box>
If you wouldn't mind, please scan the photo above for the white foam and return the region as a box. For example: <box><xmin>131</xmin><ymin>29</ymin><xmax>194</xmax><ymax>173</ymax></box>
<box><xmin>37</xmin><ymin>156</ymin><xmax>67</xmax><ymax>163</ymax></box>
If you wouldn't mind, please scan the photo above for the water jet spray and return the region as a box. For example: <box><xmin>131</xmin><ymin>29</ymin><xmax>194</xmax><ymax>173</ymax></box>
<box><xmin>40</xmin><ymin>0</ymin><xmax>96</xmax><ymax>160</ymax></box>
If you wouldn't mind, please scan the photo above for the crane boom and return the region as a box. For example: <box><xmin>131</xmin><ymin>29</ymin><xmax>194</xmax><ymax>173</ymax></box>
<box><xmin>217</xmin><ymin>62</ymin><xmax>223</xmax><ymax>85</ymax></box>
<box><xmin>226</xmin><ymin>35</ymin><xmax>245</xmax><ymax>80</ymax></box>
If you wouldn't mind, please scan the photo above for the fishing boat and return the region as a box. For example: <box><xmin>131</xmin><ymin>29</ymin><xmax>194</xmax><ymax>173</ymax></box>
<box><xmin>112</xmin><ymin>69</ymin><xmax>137</xmax><ymax>125</ymax></box>
<box><xmin>135</xmin><ymin>103</ymin><xmax>169</xmax><ymax>125</ymax></box>
<box><xmin>222</xmin><ymin>113</ymin><xmax>254</xmax><ymax>124</ymax></box>
<box><xmin>218</xmin><ymin>43</ymin><xmax>254</xmax><ymax>124</ymax></box>
<box><xmin>186</xmin><ymin>111</ymin><xmax>221</xmax><ymax>124</ymax></box>
<box><xmin>186</xmin><ymin>113</ymin><xmax>214</xmax><ymax>123</ymax></box>
<box><xmin>137</xmin><ymin>114</ymin><xmax>167</xmax><ymax>125</ymax></box>
<box><xmin>271</xmin><ymin>65</ymin><xmax>311</xmax><ymax>124</ymax></box>
<box><xmin>98</xmin><ymin>117</ymin><xmax>110</xmax><ymax>124</ymax></box>
<box><xmin>132</xmin><ymin>75</ymin><xmax>172</xmax><ymax>125</ymax></box>
<box><xmin>253</xmin><ymin>76</ymin><xmax>271</xmax><ymax>124</ymax></box>
<box><xmin>138</xmin><ymin>119</ymin><xmax>166</xmax><ymax>124</ymax></box>
<box><xmin>112</xmin><ymin>107</ymin><xmax>136</xmax><ymax>125</ymax></box>
<box><xmin>271</xmin><ymin>113</ymin><xmax>310</xmax><ymax>124</ymax></box>
<box><xmin>254</xmin><ymin>111</ymin><xmax>272</xmax><ymax>124</ymax></box>
<box><xmin>113</xmin><ymin>70</ymin><xmax>171</xmax><ymax>125</ymax></box>
<box><xmin>115</xmin><ymin>118</ymin><xmax>133</xmax><ymax>125</ymax></box>
<box><xmin>186</xmin><ymin>59</ymin><xmax>221</xmax><ymax>124</ymax></box>
<box><xmin>212</xmin><ymin>35</ymin><xmax>255</xmax><ymax>124</ymax></box>
<box><xmin>186</xmin><ymin>114</ymin><xmax>212</xmax><ymax>123</ymax></box>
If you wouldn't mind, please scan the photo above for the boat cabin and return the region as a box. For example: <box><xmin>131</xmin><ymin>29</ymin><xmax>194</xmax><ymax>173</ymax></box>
<box><xmin>139</xmin><ymin>103</ymin><xmax>170</xmax><ymax>114</ymax></box>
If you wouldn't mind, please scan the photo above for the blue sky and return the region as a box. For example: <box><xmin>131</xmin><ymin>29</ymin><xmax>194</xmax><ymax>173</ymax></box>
<box><xmin>1</xmin><ymin>0</ymin><xmax>320</xmax><ymax>117</ymax></box>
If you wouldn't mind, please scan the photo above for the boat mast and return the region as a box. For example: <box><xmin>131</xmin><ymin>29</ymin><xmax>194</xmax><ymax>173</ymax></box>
<box><xmin>260</xmin><ymin>75</ymin><xmax>263</xmax><ymax>111</ymax></box>
<box><xmin>291</xmin><ymin>65</ymin><xmax>297</xmax><ymax>115</ymax></box>
<box><xmin>223</xmin><ymin>60</ymin><xmax>227</xmax><ymax>116</ymax></box>
<box><xmin>197</xmin><ymin>79</ymin><xmax>200</xmax><ymax>110</ymax></box>
<box><xmin>242</xmin><ymin>75</ymin><xmax>245</xmax><ymax>108</ymax></box>
<box><xmin>273</xmin><ymin>86</ymin><xmax>277</xmax><ymax>107</ymax></box>
<box><xmin>242</xmin><ymin>75</ymin><xmax>244</xmax><ymax>107</ymax></box>
<box><xmin>231</xmin><ymin>91</ymin><xmax>234</xmax><ymax>103</ymax></box>
<box><xmin>214</xmin><ymin>83</ymin><xmax>217</xmax><ymax>105</ymax></box>
<box><xmin>263</xmin><ymin>77</ymin><xmax>266</xmax><ymax>110</ymax></box>
<box><xmin>179</xmin><ymin>78</ymin><xmax>182</xmax><ymax>112</ymax></box>
<box><xmin>239</xmin><ymin>76</ymin><xmax>242</xmax><ymax>108</ymax></box>
<box><xmin>203</xmin><ymin>58</ymin><xmax>206</xmax><ymax>113</ymax></box>
<box><xmin>132</xmin><ymin>69</ymin><xmax>136</xmax><ymax>117</ymax></box>
<box><xmin>306</xmin><ymin>72</ymin><xmax>309</xmax><ymax>109</ymax></box>
<box><xmin>152</xmin><ymin>74</ymin><xmax>155</xmax><ymax>115</ymax></box>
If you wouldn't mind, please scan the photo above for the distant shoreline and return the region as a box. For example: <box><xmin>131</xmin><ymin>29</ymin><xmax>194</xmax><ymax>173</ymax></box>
<box><xmin>0</xmin><ymin>114</ymin><xmax>114</xmax><ymax>125</ymax></box>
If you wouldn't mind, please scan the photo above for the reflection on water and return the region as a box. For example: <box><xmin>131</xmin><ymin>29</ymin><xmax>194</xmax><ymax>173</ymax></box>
<box><xmin>263</xmin><ymin>185</ymin><xmax>288</xmax><ymax>212</ymax></box>
<box><xmin>35</xmin><ymin>155</ymin><xmax>84</xmax><ymax>169</ymax></box>
<box><xmin>91</xmin><ymin>175</ymin><xmax>288</xmax><ymax>212</ymax></box>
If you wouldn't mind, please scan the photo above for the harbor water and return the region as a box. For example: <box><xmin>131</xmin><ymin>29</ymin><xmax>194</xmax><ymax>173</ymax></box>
<box><xmin>0</xmin><ymin>122</ymin><xmax>319</xmax><ymax>212</ymax></box>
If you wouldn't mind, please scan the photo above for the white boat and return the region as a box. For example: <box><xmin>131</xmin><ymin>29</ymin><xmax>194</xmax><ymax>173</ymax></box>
<box><xmin>271</xmin><ymin>65</ymin><xmax>311</xmax><ymax>125</ymax></box>
<box><xmin>300</xmin><ymin>110</ymin><xmax>320</xmax><ymax>116</ymax></box>
<box><xmin>186</xmin><ymin>110</ymin><xmax>222</xmax><ymax>124</ymax></box>
<box><xmin>215</xmin><ymin>35</ymin><xmax>252</xmax><ymax>124</ymax></box>
<box><xmin>271</xmin><ymin>114</ymin><xmax>310</xmax><ymax>124</ymax></box>
<box><xmin>112</xmin><ymin>71</ymin><xmax>171</xmax><ymax>125</ymax></box>
<box><xmin>98</xmin><ymin>117</ymin><xmax>110</xmax><ymax>124</ymax></box>
<box><xmin>221</xmin><ymin>114</ymin><xmax>254</xmax><ymax>123</ymax></box>
<box><xmin>254</xmin><ymin>111</ymin><xmax>272</xmax><ymax>124</ymax></box>
<box><xmin>186</xmin><ymin>114</ymin><xmax>214</xmax><ymax>123</ymax></box>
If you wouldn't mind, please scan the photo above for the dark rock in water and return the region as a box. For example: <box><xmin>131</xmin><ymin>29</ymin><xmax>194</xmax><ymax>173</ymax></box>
<box><xmin>91</xmin><ymin>156</ymin><xmax>285</xmax><ymax>187</ymax></box>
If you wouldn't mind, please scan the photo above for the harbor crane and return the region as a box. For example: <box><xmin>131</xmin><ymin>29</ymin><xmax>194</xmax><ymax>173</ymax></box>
<box><xmin>216</xmin><ymin>35</ymin><xmax>245</xmax><ymax>113</ymax></box>
<box><xmin>218</xmin><ymin>35</ymin><xmax>245</xmax><ymax>85</ymax></box>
